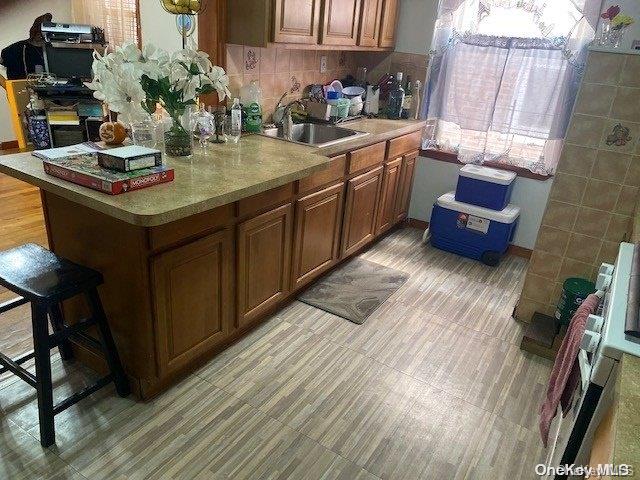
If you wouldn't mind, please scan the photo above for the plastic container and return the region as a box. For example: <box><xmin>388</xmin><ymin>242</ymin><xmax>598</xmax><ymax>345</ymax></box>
<box><xmin>555</xmin><ymin>278</ymin><xmax>596</xmax><ymax>325</ymax></box>
<box><xmin>455</xmin><ymin>165</ymin><xmax>516</xmax><ymax>211</ymax></box>
<box><xmin>240</xmin><ymin>80</ymin><xmax>263</xmax><ymax>133</ymax></box>
<box><xmin>328</xmin><ymin>98</ymin><xmax>350</xmax><ymax>118</ymax></box>
<box><xmin>429</xmin><ymin>192</ymin><xmax>520</xmax><ymax>266</ymax></box>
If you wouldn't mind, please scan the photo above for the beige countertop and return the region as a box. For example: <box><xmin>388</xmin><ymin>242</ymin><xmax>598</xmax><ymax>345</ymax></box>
<box><xmin>0</xmin><ymin>119</ymin><xmax>425</xmax><ymax>227</ymax></box>
<box><xmin>611</xmin><ymin>355</ymin><xmax>640</xmax><ymax>475</ymax></box>
<box><xmin>319</xmin><ymin>118</ymin><xmax>425</xmax><ymax>157</ymax></box>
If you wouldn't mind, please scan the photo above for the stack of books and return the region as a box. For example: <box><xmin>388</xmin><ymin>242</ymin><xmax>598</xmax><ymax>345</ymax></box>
<box><xmin>37</xmin><ymin>145</ymin><xmax>174</xmax><ymax>195</ymax></box>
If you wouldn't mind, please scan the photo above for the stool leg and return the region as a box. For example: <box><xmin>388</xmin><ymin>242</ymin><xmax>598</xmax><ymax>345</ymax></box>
<box><xmin>85</xmin><ymin>288</ymin><xmax>130</xmax><ymax>398</ymax></box>
<box><xmin>31</xmin><ymin>302</ymin><xmax>56</xmax><ymax>448</ymax></box>
<box><xmin>48</xmin><ymin>303</ymin><xmax>74</xmax><ymax>361</ymax></box>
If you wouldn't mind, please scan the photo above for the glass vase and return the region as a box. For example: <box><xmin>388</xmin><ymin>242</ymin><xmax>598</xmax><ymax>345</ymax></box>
<box><xmin>609</xmin><ymin>26</ymin><xmax>628</xmax><ymax>49</ymax></box>
<box><xmin>164</xmin><ymin>121</ymin><xmax>192</xmax><ymax>157</ymax></box>
<box><xmin>598</xmin><ymin>22</ymin><xmax>611</xmax><ymax>46</ymax></box>
<box><xmin>130</xmin><ymin>117</ymin><xmax>157</xmax><ymax>148</ymax></box>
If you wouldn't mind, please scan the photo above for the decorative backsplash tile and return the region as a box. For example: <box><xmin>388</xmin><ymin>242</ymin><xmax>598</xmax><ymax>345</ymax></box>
<box><xmin>605</xmin><ymin>123</ymin><xmax>632</xmax><ymax>146</ymax></box>
<box><xmin>225</xmin><ymin>44</ymin><xmax>356</xmax><ymax>120</ymax></box>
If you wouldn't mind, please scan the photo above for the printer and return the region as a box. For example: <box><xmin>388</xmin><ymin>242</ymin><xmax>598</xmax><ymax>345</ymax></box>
<box><xmin>41</xmin><ymin>22</ymin><xmax>105</xmax><ymax>44</ymax></box>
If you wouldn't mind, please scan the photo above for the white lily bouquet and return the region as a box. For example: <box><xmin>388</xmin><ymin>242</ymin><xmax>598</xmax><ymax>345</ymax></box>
<box><xmin>86</xmin><ymin>43</ymin><xmax>231</xmax><ymax>156</ymax></box>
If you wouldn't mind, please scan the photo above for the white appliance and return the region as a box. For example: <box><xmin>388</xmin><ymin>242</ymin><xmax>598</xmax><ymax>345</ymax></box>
<box><xmin>543</xmin><ymin>242</ymin><xmax>640</xmax><ymax>479</ymax></box>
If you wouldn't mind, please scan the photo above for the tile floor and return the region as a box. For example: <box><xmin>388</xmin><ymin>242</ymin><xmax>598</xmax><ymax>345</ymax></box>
<box><xmin>0</xmin><ymin>228</ymin><xmax>552</xmax><ymax>479</ymax></box>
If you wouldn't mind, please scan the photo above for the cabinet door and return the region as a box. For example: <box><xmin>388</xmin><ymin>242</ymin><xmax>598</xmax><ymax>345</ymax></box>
<box><xmin>292</xmin><ymin>182</ymin><xmax>345</xmax><ymax>290</ymax></box>
<box><xmin>378</xmin><ymin>0</ymin><xmax>399</xmax><ymax>48</ymax></box>
<box><xmin>321</xmin><ymin>0</ymin><xmax>362</xmax><ymax>46</ymax></box>
<box><xmin>273</xmin><ymin>0</ymin><xmax>322</xmax><ymax>44</ymax></box>
<box><xmin>376</xmin><ymin>157</ymin><xmax>403</xmax><ymax>234</ymax></box>
<box><xmin>237</xmin><ymin>203</ymin><xmax>293</xmax><ymax>326</ymax></box>
<box><xmin>395</xmin><ymin>150</ymin><xmax>418</xmax><ymax>222</ymax></box>
<box><xmin>152</xmin><ymin>230</ymin><xmax>233</xmax><ymax>376</ymax></box>
<box><xmin>341</xmin><ymin>166</ymin><xmax>383</xmax><ymax>257</ymax></box>
<box><xmin>358</xmin><ymin>0</ymin><xmax>383</xmax><ymax>46</ymax></box>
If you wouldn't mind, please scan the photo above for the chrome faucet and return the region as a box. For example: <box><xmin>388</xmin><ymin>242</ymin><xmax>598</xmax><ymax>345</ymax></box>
<box><xmin>282</xmin><ymin>100</ymin><xmax>306</xmax><ymax>141</ymax></box>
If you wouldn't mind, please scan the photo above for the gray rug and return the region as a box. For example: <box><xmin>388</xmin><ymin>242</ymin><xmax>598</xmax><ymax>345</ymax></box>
<box><xmin>298</xmin><ymin>258</ymin><xmax>409</xmax><ymax>325</ymax></box>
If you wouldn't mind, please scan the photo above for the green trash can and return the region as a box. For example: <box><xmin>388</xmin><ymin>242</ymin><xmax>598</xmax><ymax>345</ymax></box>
<box><xmin>555</xmin><ymin>277</ymin><xmax>596</xmax><ymax>325</ymax></box>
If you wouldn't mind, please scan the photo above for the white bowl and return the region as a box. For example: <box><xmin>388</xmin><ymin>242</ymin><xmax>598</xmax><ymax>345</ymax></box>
<box><xmin>342</xmin><ymin>86</ymin><xmax>366</xmax><ymax>98</ymax></box>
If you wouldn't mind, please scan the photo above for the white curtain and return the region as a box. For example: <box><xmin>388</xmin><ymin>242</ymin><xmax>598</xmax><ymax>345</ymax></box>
<box><xmin>72</xmin><ymin>0</ymin><xmax>140</xmax><ymax>48</ymax></box>
<box><xmin>423</xmin><ymin>0</ymin><xmax>601</xmax><ymax>175</ymax></box>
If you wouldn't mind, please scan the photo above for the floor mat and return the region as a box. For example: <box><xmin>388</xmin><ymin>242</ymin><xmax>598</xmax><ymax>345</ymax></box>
<box><xmin>297</xmin><ymin>257</ymin><xmax>409</xmax><ymax>324</ymax></box>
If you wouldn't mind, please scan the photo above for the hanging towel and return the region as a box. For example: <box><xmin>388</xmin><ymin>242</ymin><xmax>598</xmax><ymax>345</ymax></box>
<box><xmin>538</xmin><ymin>293</ymin><xmax>602</xmax><ymax>447</ymax></box>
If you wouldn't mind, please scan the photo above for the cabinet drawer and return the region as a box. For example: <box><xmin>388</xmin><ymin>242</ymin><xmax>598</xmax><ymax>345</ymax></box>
<box><xmin>237</xmin><ymin>182</ymin><xmax>294</xmax><ymax>218</ymax></box>
<box><xmin>348</xmin><ymin>142</ymin><xmax>385</xmax><ymax>174</ymax></box>
<box><xmin>387</xmin><ymin>130</ymin><xmax>422</xmax><ymax>159</ymax></box>
<box><xmin>298</xmin><ymin>155</ymin><xmax>346</xmax><ymax>194</ymax></box>
<box><xmin>149</xmin><ymin>204</ymin><xmax>234</xmax><ymax>251</ymax></box>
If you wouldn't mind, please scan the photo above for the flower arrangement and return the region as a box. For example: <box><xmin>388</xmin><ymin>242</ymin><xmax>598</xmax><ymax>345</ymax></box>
<box><xmin>600</xmin><ymin>5</ymin><xmax>635</xmax><ymax>30</ymax></box>
<box><xmin>86</xmin><ymin>43</ymin><xmax>230</xmax><ymax>155</ymax></box>
<box><xmin>601</xmin><ymin>5</ymin><xmax>621</xmax><ymax>21</ymax></box>
<box><xmin>598</xmin><ymin>5</ymin><xmax>635</xmax><ymax>48</ymax></box>
<box><xmin>611</xmin><ymin>13</ymin><xmax>635</xmax><ymax>30</ymax></box>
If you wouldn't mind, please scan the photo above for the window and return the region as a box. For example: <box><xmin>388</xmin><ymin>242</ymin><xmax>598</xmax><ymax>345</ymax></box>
<box><xmin>72</xmin><ymin>0</ymin><xmax>140</xmax><ymax>48</ymax></box>
<box><xmin>424</xmin><ymin>0</ymin><xmax>600</xmax><ymax>176</ymax></box>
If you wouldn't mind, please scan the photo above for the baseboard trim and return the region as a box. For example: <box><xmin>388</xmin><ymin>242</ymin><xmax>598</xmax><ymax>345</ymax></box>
<box><xmin>507</xmin><ymin>244</ymin><xmax>533</xmax><ymax>260</ymax></box>
<box><xmin>406</xmin><ymin>218</ymin><xmax>533</xmax><ymax>260</ymax></box>
<box><xmin>406</xmin><ymin>218</ymin><xmax>428</xmax><ymax>229</ymax></box>
<box><xmin>0</xmin><ymin>140</ymin><xmax>19</xmax><ymax>150</ymax></box>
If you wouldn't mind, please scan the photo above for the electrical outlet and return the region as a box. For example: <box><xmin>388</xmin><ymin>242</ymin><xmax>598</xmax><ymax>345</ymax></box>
<box><xmin>320</xmin><ymin>55</ymin><xmax>327</xmax><ymax>73</ymax></box>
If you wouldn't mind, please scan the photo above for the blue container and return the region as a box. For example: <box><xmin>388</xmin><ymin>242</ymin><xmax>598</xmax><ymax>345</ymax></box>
<box><xmin>429</xmin><ymin>192</ymin><xmax>520</xmax><ymax>266</ymax></box>
<box><xmin>455</xmin><ymin>165</ymin><xmax>516</xmax><ymax>211</ymax></box>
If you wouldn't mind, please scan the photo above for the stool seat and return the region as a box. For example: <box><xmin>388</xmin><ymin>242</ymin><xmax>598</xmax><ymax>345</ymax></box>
<box><xmin>0</xmin><ymin>244</ymin><xmax>102</xmax><ymax>302</ymax></box>
<box><xmin>0</xmin><ymin>244</ymin><xmax>129</xmax><ymax>448</ymax></box>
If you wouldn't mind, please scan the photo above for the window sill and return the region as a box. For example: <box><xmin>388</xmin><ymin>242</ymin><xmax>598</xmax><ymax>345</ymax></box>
<box><xmin>419</xmin><ymin>149</ymin><xmax>553</xmax><ymax>181</ymax></box>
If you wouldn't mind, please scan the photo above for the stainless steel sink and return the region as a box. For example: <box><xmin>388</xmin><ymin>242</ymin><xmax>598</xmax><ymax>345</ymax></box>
<box><xmin>260</xmin><ymin>123</ymin><xmax>368</xmax><ymax>148</ymax></box>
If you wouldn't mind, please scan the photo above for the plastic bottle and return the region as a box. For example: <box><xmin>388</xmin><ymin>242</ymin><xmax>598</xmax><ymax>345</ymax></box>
<box><xmin>229</xmin><ymin>98</ymin><xmax>242</xmax><ymax>143</ymax></box>
<box><xmin>240</xmin><ymin>80</ymin><xmax>263</xmax><ymax>133</ymax></box>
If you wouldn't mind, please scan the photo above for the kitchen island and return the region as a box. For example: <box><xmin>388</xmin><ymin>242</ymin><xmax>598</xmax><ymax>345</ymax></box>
<box><xmin>0</xmin><ymin>119</ymin><xmax>425</xmax><ymax>398</ymax></box>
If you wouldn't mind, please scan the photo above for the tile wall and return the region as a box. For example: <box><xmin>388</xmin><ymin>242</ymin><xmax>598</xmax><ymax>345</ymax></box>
<box><xmin>515</xmin><ymin>50</ymin><xmax>640</xmax><ymax>322</ymax></box>
<box><xmin>225</xmin><ymin>44</ymin><xmax>357</xmax><ymax>121</ymax></box>
<box><xmin>224</xmin><ymin>45</ymin><xmax>430</xmax><ymax>121</ymax></box>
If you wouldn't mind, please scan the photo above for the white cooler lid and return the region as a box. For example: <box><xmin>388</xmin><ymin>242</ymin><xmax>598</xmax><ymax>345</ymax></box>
<box><xmin>459</xmin><ymin>164</ymin><xmax>516</xmax><ymax>185</ymax></box>
<box><xmin>436</xmin><ymin>192</ymin><xmax>520</xmax><ymax>223</ymax></box>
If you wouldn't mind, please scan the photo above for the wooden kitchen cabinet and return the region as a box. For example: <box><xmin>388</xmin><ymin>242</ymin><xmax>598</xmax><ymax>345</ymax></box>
<box><xmin>151</xmin><ymin>229</ymin><xmax>234</xmax><ymax>376</ymax></box>
<box><xmin>292</xmin><ymin>182</ymin><xmax>345</xmax><ymax>290</ymax></box>
<box><xmin>226</xmin><ymin>0</ymin><xmax>398</xmax><ymax>49</ymax></box>
<box><xmin>237</xmin><ymin>203</ymin><xmax>293</xmax><ymax>326</ymax></box>
<box><xmin>341</xmin><ymin>166</ymin><xmax>383</xmax><ymax>256</ymax></box>
<box><xmin>274</xmin><ymin>0</ymin><xmax>322</xmax><ymax>44</ymax></box>
<box><xmin>395</xmin><ymin>150</ymin><xmax>418</xmax><ymax>221</ymax></box>
<box><xmin>376</xmin><ymin>156</ymin><xmax>403</xmax><ymax>234</ymax></box>
<box><xmin>378</xmin><ymin>0</ymin><xmax>400</xmax><ymax>48</ymax></box>
<box><xmin>358</xmin><ymin>0</ymin><xmax>383</xmax><ymax>46</ymax></box>
<box><xmin>321</xmin><ymin>0</ymin><xmax>362</xmax><ymax>46</ymax></box>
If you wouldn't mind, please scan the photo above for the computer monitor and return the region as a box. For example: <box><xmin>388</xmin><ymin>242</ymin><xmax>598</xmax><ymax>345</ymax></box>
<box><xmin>44</xmin><ymin>44</ymin><xmax>94</xmax><ymax>80</ymax></box>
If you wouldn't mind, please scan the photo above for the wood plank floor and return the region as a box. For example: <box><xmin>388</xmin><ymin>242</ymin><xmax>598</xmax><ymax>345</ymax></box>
<box><xmin>0</xmin><ymin>173</ymin><xmax>551</xmax><ymax>479</ymax></box>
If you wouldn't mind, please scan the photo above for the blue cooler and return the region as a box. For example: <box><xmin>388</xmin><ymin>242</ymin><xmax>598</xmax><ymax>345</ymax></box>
<box><xmin>430</xmin><ymin>192</ymin><xmax>520</xmax><ymax>266</ymax></box>
<box><xmin>455</xmin><ymin>165</ymin><xmax>516</xmax><ymax>210</ymax></box>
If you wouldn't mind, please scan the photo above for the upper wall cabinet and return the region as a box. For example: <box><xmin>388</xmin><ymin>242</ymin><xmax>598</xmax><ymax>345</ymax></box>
<box><xmin>320</xmin><ymin>0</ymin><xmax>362</xmax><ymax>46</ymax></box>
<box><xmin>358</xmin><ymin>0</ymin><xmax>382</xmax><ymax>47</ymax></box>
<box><xmin>378</xmin><ymin>0</ymin><xmax>399</xmax><ymax>48</ymax></box>
<box><xmin>226</xmin><ymin>0</ymin><xmax>398</xmax><ymax>49</ymax></box>
<box><xmin>274</xmin><ymin>0</ymin><xmax>322</xmax><ymax>44</ymax></box>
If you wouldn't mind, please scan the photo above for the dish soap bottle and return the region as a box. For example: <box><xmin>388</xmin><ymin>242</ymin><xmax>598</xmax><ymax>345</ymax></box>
<box><xmin>240</xmin><ymin>80</ymin><xmax>263</xmax><ymax>133</ymax></box>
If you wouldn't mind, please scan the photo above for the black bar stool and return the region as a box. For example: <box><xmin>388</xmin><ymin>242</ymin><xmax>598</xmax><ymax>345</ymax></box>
<box><xmin>0</xmin><ymin>243</ymin><xmax>130</xmax><ymax>447</ymax></box>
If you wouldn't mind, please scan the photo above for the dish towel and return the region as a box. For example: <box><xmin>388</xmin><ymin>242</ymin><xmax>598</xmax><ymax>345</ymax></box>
<box><xmin>538</xmin><ymin>293</ymin><xmax>602</xmax><ymax>447</ymax></box>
